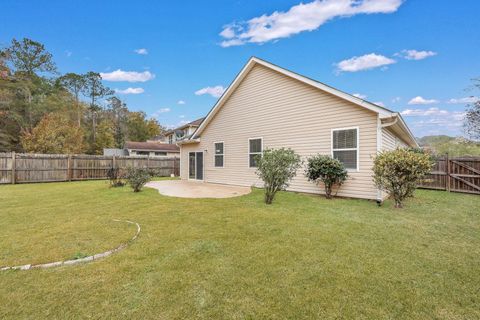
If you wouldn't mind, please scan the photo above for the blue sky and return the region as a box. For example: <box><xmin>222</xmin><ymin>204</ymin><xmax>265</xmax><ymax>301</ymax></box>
<box><xmin>2</xmin><ymin>0</ymin><xmax>479</xmax><ymax>137</ymax></box>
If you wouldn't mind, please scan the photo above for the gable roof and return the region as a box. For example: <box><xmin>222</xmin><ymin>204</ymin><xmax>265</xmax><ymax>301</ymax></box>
<box><xmin>190</xmin><ymin>57</ymin><xmax>417</xmax><ymax>147</ymax></box>
<box><xmin>125</xmin><ymin>141</ymin><xmax>180</xmax><ymax>152</ymax></box>
<box><xmin>164</xmin><ymin>117</ymin><xmax>205</xmax><ymax>136</ymax></box>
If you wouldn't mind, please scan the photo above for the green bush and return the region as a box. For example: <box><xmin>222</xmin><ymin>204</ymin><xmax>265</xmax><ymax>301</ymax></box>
<box><xmin>373</xmin><ymin>148</ymin><xmax>433</xmax><ymax>208</ymax></box>
<box><xmin>125</xmin><ymin>167</ymin><xmax>153</xmax><ymax>192</ymax></box>
<box><xmin>256</xmin><ymin>148</ymin><xmax>302</xmax><ymax>204</ymax></box>
<box><xmin>304</xmin><ymin>155</ymin><xmax>348</xmax><ymax>199</ymax></box>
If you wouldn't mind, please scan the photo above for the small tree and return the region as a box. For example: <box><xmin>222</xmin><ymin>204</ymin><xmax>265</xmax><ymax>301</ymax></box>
<box><xmin>125</xmin><ymin>167</ymin><xmax>152</xmax><ymax>192</ymax></box>
<box><xmin>373</xmin><ymin>148</ymin><xmax>433</xmax><ymax>208</ymax></box>
<box><xmin>304</xmin><ymin>155</ymin><xmax>348</xmax><ymax>199</ymax></box>
<box><xmin>255</xmin><ymin>148</ymin><xmax>301</xmax><ymax>204</ymax></box>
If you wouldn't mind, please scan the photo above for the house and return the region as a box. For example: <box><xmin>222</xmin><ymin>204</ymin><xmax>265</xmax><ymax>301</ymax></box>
<box><xmin>151</xmin><ymin>118</ymin><xmax>204</xmax><ymax>144</ymax></box>
<box><xmin>103</xmin><ymin>142</ymin><xmax>180</xmax><ymax>158</ymax></box>
<box><xmin>178</xmin><ymin>57</ymin><xmax>417</xmax><ymax>201</ymax></box>
<box><xmin>124</xmin><ymin>141</ymin><xmax>180</xmax><ymax>157</ymax></box>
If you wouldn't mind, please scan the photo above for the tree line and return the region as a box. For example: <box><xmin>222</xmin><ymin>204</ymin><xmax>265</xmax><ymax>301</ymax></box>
<box><xmin>0</xmin><ymin>38</ymin><xmax>164</xmax><ymax>154</ymax></box>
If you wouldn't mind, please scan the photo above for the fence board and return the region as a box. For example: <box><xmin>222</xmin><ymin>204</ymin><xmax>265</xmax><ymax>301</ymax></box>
<box><xmin>0</xmin><ymin>153</ymin><xmax>179</xmax><ymax>184</ymax></box>
<box><xmin>418</xmin><ymin>155</ymin><xmax>480</xmax><ymax>195</ymax></box>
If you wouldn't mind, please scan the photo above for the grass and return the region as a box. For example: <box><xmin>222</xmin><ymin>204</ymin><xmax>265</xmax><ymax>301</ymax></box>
<box><xmin>0</xmin><ymin>180</ymin><xmax>479</xmax><ymax>319</ymax></box>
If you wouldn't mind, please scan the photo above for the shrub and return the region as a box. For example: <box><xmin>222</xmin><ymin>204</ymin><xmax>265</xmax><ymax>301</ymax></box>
<box><xmin>106</xmin><ymin>167</ymin><xmax>125</xmax><ymax>187</ymax></box>
<box><xmin>304</xmin><ymin>155</ymin><xmax>348</xmax><ymax>199</ymax></box>
<box><xmin>373</xmin><ymin>148</ymin><xmax>433</xmax><ymax>208</ymax></box>
<box><xmin>125</xmin><ymin>167</ymin><xmax>152</xmax><ymax>192</ymax></box>
<box><xmin>256</xmin><ymin>148</ymin><xmax>302</xmax><ymax>204</ymax></box>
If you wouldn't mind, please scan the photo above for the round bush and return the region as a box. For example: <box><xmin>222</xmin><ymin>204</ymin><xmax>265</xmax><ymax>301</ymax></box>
<box><xmin>304</xmin><ymin>155</ymin><xmax>348</xmax><ymax>199</ymax></box>
<box><xmin>373</xmin><ymin>148</ymin><xmax>433</xmax><ymax>208</ymax></box>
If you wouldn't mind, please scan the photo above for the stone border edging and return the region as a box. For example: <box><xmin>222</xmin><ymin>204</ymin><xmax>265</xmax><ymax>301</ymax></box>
<box><xmin>0</xmin><ymin>219</ymin><xmax>140</xmax><ymax>271</ymax></box>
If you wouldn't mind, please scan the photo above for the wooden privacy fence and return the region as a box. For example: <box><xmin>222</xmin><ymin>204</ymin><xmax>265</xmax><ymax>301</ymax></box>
<box><xmin>418</xmin><ymin>155</ymin><xmax>480</xmax><ymax>195</ymax></box>
<box><xmin>0</xmin><ymin>152</ymin><xmax>180</xmax><ymax>184</ymax></box>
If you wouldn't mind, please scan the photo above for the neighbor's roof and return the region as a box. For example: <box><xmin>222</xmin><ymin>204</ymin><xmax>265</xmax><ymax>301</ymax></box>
<box><xmin>190</xmin><ymin>56</ymin><xmax>417</xmax><ymax>147</ymax></box>
<box><xmin>124</xmin><ymin>141</ymin><xmax>180</xmax><ymax>152</ymax></box>
<box><xmin>164</xmin><ymin>117</ymin><xmax>205</xmax><ymax>135</ymax></box>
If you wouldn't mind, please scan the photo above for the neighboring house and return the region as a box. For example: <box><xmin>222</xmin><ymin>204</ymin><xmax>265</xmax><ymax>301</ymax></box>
<box><xmin>151</xmin><ymin>118</ymin><xmax>204</xmax><ymax>144</ymax></box>
<box><xmin>103</xmin><ymin>148</ymin><xmax>128</xmax><ymax>156</ymax></box>
<box><xmin>124</xmin><ymin>141</ymin><xmax>180</xmax><ymax>157</ymax></box>
<box><xmin>178</xmin><ymin>57</ymin><xmax>417</xmax><ymax>201</ymax></box>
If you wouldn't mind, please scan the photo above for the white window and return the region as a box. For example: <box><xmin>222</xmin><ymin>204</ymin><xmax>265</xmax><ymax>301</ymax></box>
<box><xmin>155</xmin><ymin>152</ymin><xmax>167</xmax><ymax>156</ymax></box>
<box><xmin>332</xmin><ymin>127</ymin><xmax>359</xmax><ymax>170</ymax></box>
<box><xmin>248</xmin><ymin>138</ymin><xmax>262</xmax><ymax>168</ymax></box>
<box><xmin>214</xmin><ymin>142</ymin><xmax>224</xmax><ymax>167</ymax></box>
<box><xmin>168</xmin><ymin>135</ymin><xmax>173</xmax><ymax>144</ymax></box>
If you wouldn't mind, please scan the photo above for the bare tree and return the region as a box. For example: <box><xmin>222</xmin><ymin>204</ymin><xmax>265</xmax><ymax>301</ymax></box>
<box><xmin>464</xmin><ymin>79</ymin><xmax>480</xmax><ymax>140</ymax></box>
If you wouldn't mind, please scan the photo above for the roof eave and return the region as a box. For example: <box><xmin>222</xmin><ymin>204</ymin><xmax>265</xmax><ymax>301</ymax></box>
<box><xmin>176</xmin><ymin>138</ymin><xmax>201</xmax><ymax>145</ymax></box>
<box><xmin>193</xmin><ymin>57</ymin><xmax>396</xmax><ymax>139</ymax></box>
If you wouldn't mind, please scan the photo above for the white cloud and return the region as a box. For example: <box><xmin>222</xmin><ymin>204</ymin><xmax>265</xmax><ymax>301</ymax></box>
<box><xmin>353</xmin><ymin>93</ymin><xmax>367</xmax><ymax>99</ymax></box>
<box><xmin>411</xmin><ymin>112</ymin><xmax>465</xmax><ymax>127</ymax></box>
<box><xmin>100</xmin><ymin>69</ymin><xmax>155</xmax><ymax>82</ymax></box>
<box><xmin>403</xmin><ymin>108</ymin><xmax>466</xmax><ymax>136</ymax></box>
<box><xmin>195</xmin><ymin>85</ymin><xmax>226</xmax><ymax>98</ymax></box>
<box><xmin>447</xmin><ymin>96</ymin><xmax>479</xmax><ymax>104</ymax></box>
<box><xmin>407</xmin><ymin>96</ymin><xmax>439</xmax><ymax>105</ymax></box>
<box><xmin>220</xmin><ymin>27</ymin><xmax>236</xmax><ymax>39</ymax></box>
<box><xmin>177</xmin><ymin>100</ymin><xmax>186</xmax><ymax>105</ymax></box>
<box><xmin>179</xmin><ymin>115</ymin><xmax>185</xmax><ymax>118</ymax></box>
<box><xmin>401</xmin><ymin>107</ymin><xmax>449</xmax><ymax>116</ymax></box>
<box><xmin>397</xmin><ymin>49</ymin><xmax>437</xmax><ymax>60</ymax></box>
<box><xmin>166</xmin><ymin>120</ymin><xmax>191</xmax><ymax>129</ymax></box>
<box><xmin>134</xmin><ymin>48</ymin><xmax>148</xmax><ymax>55</ymax></box>
<box><xmin>374</xmin><ymin>101</ymin><xmax>385</xmax><ymax>107</ymax></box>
<box><xmin>219</xmin><ymin>0</ymin><xmax>403</xmax><ymax>47</ymax></box>
<box><xmin>115</xmin><ymin>87</ymin><xmax>144</xmax><ymax>95</ymax></box>
<box><xmin>336</xmin><ymin>53</ymin><xmax>396</xmax><ymax>72</ymax></box>
<box><xmin>150</xmin><ymin>108</ymin><xmax>171</xmax><ymax>119</ymax></box>
<box><xmin>392</xmin><ymin>97</ymin><xmax>401</xmax><ymax>103</ymax></box>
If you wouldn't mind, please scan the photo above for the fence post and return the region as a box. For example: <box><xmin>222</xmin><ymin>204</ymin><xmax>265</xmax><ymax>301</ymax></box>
<box><xmin>112</xmin><ymin>155</ymin><xmax>116</xmax><ymax>169</ymax></box>
<box><xmin>11</xmin><ymin>151</ymin><xmax>16</xmax><ymax>184</ymax></box>
<box><xmin>67</xmin><ymin>155</ymin><xmax>72</xmax><ymax>181</ymax></box>
<box><xmin>446</xmin><ymin>153</ymin><xmax>450</xmax><ymax>192</ymax></box>
<box><xmin>147</xmin><ymin>155</ymin><xmax>150</xmax><ymax>169</ymax></box>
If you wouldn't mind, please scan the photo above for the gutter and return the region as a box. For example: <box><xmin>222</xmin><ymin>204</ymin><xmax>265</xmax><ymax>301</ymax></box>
<box><xmin>380</xmin><ymin>113</ymin><xmax>419</xmax><ymax>147</ymax></box>
<box><xmin>176</xmin><ymin>138</ymin><xmax>201</xmax><ymax>146</ymax></box>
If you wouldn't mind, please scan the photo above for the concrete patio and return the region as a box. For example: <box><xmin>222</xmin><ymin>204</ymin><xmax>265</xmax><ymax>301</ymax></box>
<box><xmin>146</xmin><ymin>180</ymin><xmax>251</xmax><ymax>198</ymax></box>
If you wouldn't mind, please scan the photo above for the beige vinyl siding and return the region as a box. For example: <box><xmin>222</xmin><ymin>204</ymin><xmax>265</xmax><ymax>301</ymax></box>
<box><xmin>181</xmin><ymin>64</ymin><xmax>381</xmax><ymax>199</ymax></box>
<box><xmin>382</xmin><ymin>128</ymin><xmax>409</xmax><ymax>151</ymax></box>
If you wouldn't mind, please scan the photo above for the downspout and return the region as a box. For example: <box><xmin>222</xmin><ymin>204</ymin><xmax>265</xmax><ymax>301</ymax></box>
<box><xmin>376</xmin><ymin>113</ymin><xmax>399</xmax><ymax>204</ymax></box>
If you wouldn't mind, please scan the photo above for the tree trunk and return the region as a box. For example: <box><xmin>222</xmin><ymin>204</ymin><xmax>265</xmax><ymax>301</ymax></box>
<box><xmin>324</xmin><ymin>184</ymin><xmax>332</xmax><ymax>199</ymax></box>
<box><xmin>92</xmin><ymin>112</ymin><xmax>96</xmax><ymax>144</ymax></box>
<box><xmin>75</xmin><ymin>92</ymin><xmax>81</xmax><ymax>127</ymax></box>
<box><xmin>394</xmin><ymin>199</ymin><xmax>403</xmax><ymax>208</ymax></box>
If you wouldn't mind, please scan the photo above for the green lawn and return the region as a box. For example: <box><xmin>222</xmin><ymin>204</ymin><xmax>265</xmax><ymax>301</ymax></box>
<box><xmin>0</xmin><ymin>181</ymin><xmax>479</xmax><ymax>319</ymax></box>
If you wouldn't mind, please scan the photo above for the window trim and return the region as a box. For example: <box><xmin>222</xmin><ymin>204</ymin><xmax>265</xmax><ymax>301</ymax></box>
<box><xmin>331</xmin><ymin>127</ymin><xmax>360</xmax><ymax>172</ymax></box>
<box><xmin>248</xmin><ymin>137</ymin><xmax>263</xmax><ymax>168</ymax></box>
<box><xmin>213</xmin><ymin>141</ymin><xmax>224</xmax><ymax>168</ymax></box>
